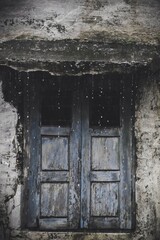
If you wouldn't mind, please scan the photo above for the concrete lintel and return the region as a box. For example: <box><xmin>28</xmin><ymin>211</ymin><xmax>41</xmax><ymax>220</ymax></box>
<box><xmin>0</xmin><ymin>40</ymin><xmax>159</xmax><ymax>75</ymax></box>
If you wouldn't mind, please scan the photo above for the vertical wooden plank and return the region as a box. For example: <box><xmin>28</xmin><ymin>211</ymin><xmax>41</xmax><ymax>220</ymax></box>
<box><xmin>119</xmin><ymin>77</ymin><xmax>134</xmax><ymax>229</ymax></box>
<box><xmin>131</xmin><ymin>75</ymin><xmax>136</xmax><ymax>230</ymax></box>
<box><xmin>81</xmin><ymin>79</ymin><xmax>90</xmax><ymax>228</ymax></box>
<box><xmin>68</xmin><ymin>80</ymin><xmax>81</xmax><ymax>229</ymax></box>
<box><xmin>25</xmin><ymin>73</ymin><xmax>41</xmax><ymax>228</ymax></box>
<box><xmin>22</xmin><ymin>72</ymin><xmax>30</xmax><ymax>228</ymax></box>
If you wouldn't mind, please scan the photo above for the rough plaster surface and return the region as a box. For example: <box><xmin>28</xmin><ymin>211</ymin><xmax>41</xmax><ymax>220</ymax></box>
<box><xmin>0</xmin><ymin>0</ymin><xmax>160</xmax><ymax>44</ymax></box>
<box><xmin>0</xmin><ymin>79</ymin><xmax>20</xmax><ymax>239</ymax></box>
<box><xmin>133</xmin><ymin>76</ymin><xmax>160</xmax><ymax>240</ymax></box>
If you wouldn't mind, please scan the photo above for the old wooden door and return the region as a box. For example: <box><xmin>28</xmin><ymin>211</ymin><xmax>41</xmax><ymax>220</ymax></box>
<box><xmin>25</xmin><ymin>75</ymin><xmax>134</xmax><ymax>230</ymax></box>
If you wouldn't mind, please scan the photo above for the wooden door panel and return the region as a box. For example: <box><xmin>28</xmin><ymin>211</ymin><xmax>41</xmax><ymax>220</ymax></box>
<box><xmin>42</xmin><ymin>136</ymin><xmax>69</xmax><ymax>170</ymax></box>
<box><xmin>91</xmin><ymin>182</ymin><xmax>119</xmax><ymax>217</ymax></box>
<box><xmin>40</xmin><ymin>183</ymin><xmax>68</xmax><ymax>217</ymax></box>
<box><xmin>40</xmin><ymin>171</ymin><xmax>69</xmax><ymax>182</ymax></box>
<box><xmin>89</xmin><ymin>217</ymin><xmax>119</xmax><ymax>229</ymax></box>
<box><xmin>39</xmin><ymin>218</ymin><xmax>68</xmax><ymax>230</ymax></box>
<box><xmin>91</xmin><ymin>137</ymin><xmax>120</xmax><ymax>170</ymax></box>
<box><xmin>90</xmin><ymin>171</ymin><xmax>120</xmax><ymax>182</ymax></box>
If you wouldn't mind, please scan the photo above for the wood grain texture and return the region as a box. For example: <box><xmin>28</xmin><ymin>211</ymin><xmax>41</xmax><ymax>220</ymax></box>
<box><xmin>90</xmin><ymin>128</ymin><xmax>120</xmax><ymax>137</ymax></box>
<box><xmin>39</xmin><ymin>218</ymin><xmax>68</xmax><ymax>230</ymax></box>
<box><xmin>42</xmin><ymin>136</ymin><xmax>69</xmax><ymax>170</ymax></box>
<box><xmin>81</xmin><ymin>81</ymin><xmax>90</xmax><ymax>228</ymax></box>
<box><xmin>41</xmin><ymin>126</ymin><xmax>70</xmax><ymax>136</ymax></box>
<box><xmin>91</xmin><ymin>183</ymin><xmax>119</xmax><ymax>217</ymax></box>
<box><xmin>24</xmin><ymin>74</ymin><xmax>41</xmax><ymax>228</ymax></box>
<box><xmin>67</xmin><ymin>84</ymin><xmax>81</xmax><ymax>229</ymax></box>
<box><xmin>119</xmin><ymin>78</ymin><xmax>134</xmax><ymax>229</ymax></box>
<box><xmin>40</xmin><ymin>171</ymin><xmax>69</xmax><ymax>182</ymax></box>
<box><xmin>90</xmin><ymin>171</ymin><xmax>120</xmax><ymax>182</ymax></box>
<box><xmin>40</xmin><ymin>183</ymin><xmax>68</xmax><ymax>217</ymax></box>
<box><xmin>89</xmin><ymin>217</ymin><xmax>119</xmax><ymax>229</ymax></box>
<box><xmin>91</xmin><ymin>137</ymin><xmax>120</xmax><ymax>170</ymax></box>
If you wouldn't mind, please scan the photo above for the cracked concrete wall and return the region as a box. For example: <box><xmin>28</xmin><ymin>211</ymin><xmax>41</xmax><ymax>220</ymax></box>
<box><xmin>133</xmin><ymin>75</ymin><xmax>160</xmax><ymax>240</ymax></box>
<box><xmin>0</xmin><ymin>0</ymin><xmax>160</xmax><ymax>44</ymax></box>
<box><xmin>0</xmin><ymin>77</ymin><xmax>20</xmax><ymax>240</ymax></box>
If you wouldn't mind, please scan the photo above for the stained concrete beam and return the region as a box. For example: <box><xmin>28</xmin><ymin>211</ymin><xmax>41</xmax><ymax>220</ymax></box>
<box><xmin>0</xmin><ymin>40</ymin><xmax>159</xmax><ymax>75</ymax></box>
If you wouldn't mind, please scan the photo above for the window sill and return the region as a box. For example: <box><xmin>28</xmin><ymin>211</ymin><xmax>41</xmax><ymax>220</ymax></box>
<box><xmin>11</xmin><ymin>230</ymin><xmax>132</xmax><ymax>240</ymax></box>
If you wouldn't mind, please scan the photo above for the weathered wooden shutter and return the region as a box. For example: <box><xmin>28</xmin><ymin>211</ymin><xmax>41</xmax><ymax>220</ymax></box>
<box><xmin>26</xmin><ymin>78</ymin><xmax>81</xmax><ymax>230</ymax></box>
<box><xmin>25</xmin><ymin>75</ymin><xmax>134</xmax><ymax>230</ymax></box>
<box><xmin>81</xmin><ymin>77</ymin><xmax>134</xmax><ymax>229</ymax></box>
